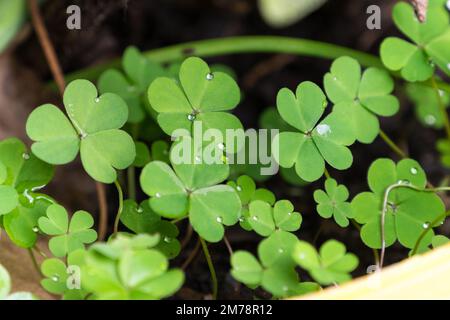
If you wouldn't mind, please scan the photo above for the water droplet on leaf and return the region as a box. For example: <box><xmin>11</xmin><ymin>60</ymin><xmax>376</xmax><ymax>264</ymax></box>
<box><xmin>410</xmin><ymin>167</ymin><xmax>418</xmax><ymax>175</ymax></box>
<box><xmin>423</xmin><ymin>222</ymin><xmax>430</xmax><ymax>229</ymax></box>
<box><xmin>164</xmin><ymin>236</ymin><xmax>172</xmax><ymax>243</ymax></box>
<box><xmin>136</xmin><ymin>207</ymin><xmax>144</xmax><ymax>213</ymax></box>
<box><xmin>236</xmin><ymin>186</ymin><xmax>242</xmax><ymax>192</ymax></box>
<box><xmin>22</xmin><ymin>153</ymin><xmax>30</xmax><ymax>160</ymax></box>
<box><xmin>316</xmin><ymin>124</ymin><xmax>331</xmax><ymax>136</ymax></box>
<box><xmin>51</xmin><ymin>275</ymin><xmax>59</xmax><ymax>282</ymax></box>
<box><xmin>187</xmin><ymin>113</ymin><xmax>196</xmax><ymax>121</ymax></box>
<box><xmin>217</xmin><ymin>143</ymin><xmax>225</xmax><ymax>150</ymax></box>
<box><xmin>216</xmin><ymin>216</ymin><xmax>223</xmax><ymax>223</ymax></box>
<box><xmin>32</xmin><ymin>227</ymin><xmax>39</xmax><ymax>232</ymax></box>
<box><xmin>95</xmin><ymin>98</ymin><xmax>100</xmax><ymax>103</ymax></box>
<box><xmin>424</xmin><ymin>115</ymin><xmax>436</xmax><ymax>125</ymax></box>
<box><xmin>252</xmin><ymin>216</ymin><xmax>258</xmax><ymax>221</ymax></box>
<box><xmin>155</xmin><ymin>192</ymin><xmax>161</xmax><ymax>198</ymax></box>
<box><xmin>206</xmin><ymin>73</ymin><xmax>214</xmax><ymax>81</ymax></box>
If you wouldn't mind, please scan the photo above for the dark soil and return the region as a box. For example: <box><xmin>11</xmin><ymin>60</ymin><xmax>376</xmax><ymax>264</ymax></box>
<box><xmin>7</xmin><ymin>0</ymin><xmax>450</xmax><ymax>299</ymax></box>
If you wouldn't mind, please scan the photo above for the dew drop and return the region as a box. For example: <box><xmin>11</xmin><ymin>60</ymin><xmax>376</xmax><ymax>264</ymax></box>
<box><xmin>447</xmin><ymin>63</ymin><xmax>450</xmax><ymax>71</ymax></box>
<box><xmin>136</xmin><ymin>207</ymin><xmax>144</xmax><ymax>213</ymax></box>
<box><xmin>155</xmin><ymin>192</ymin><xmax>161</xmax><ymax>198</ymax></box>
<box><xmin>80</xmin><ymin>132</ymin><xmax>88</xmax><ymax>139</ymax></box>
<box><xmin>398</xmin><ymin>179</ymin><xmax>410</xmax><ymax>185</ymax></box>
<box><xmin>287</xmin><ymin>212</ymin><xmax>292</xmax><ymax>216</ymax></box>
<box><xmin>278</xmin><ymin>248</ymin><xmax>284</xmax><ymax>253</ymax></box>
<box><xmin>195</xmin><ymin>155</ymin><xmax>202</xmax><ymax>163</ymax></box>
<box><xmin>217</xmin><ymin>143</ymin><xmax>225</xmax><ymax>151</ymax></box>
<box><xmin>423</xmin><ymin>222</ymin><xmax>430</xmax><ymax>229</ymax></box>
<box><xmin>216</xmin><ymin>216</ymin><xmax>223</xmax><ymax>223</ymax></box>
<box><xmin>51</xmin><ymin>275</ymin><xmax>60</xmax><ymax>282</ymax></box>
<box><xmin>252</xmin><ymin>216</ymin><xmax>258</xmax><ymax>221</ymax></box>
<box><xmin>439</xmin><ymin>90</ymin><xmax>445</xmax><ymax>97</ymax></box>
<box><xmin>206</xmin><ymin>73</ymin><xmax>214</xmax><ymax>81</ymax></box>
<box><xmin>187</xmin><ymin>113</ymin><xmax>196</xmax><ymax>121</ymax></box>
<box><xmin>410</xmin><ymin>167</ymin><xmax>418</xmax><ymax>175</ymax></box>
<box><xmin>446</xmin><ymin>0</ymin><xmax>450</xmax><ymax>10</ymax></box>
<box><xmin>164</xmin><ymin>236</ymin><xmax>172</xmax><ymax>243</ymax></box>
<box><xmin>333</xmin><ymin>76</ymin><xmax>337</xmax><ymax>81</ymax></box>
<box><xmin>316</xmin><ymin>124</ymin><xmax>331</xmax><ymax>136</ymax></box>
<box><xmin>239</xmin><ymin>217</ymin><xmax>245</xmax><ymax>222</ymax></box>
<box><xmin>236</xmin><ymin>186</ymin><xmax>242</xmax><ymax>192</ymax></box>
<box><xmin>424</xmin><ymin>115</ymin><xmax>436</xmax><ymax>125</ymax></box>
<box><xmin>22</xmin><ymin>153</ymin><xmax>30</xmax><ymax>160</ymax></box>
<box><xmin>32</xmin><ymin>226</ymin><xmax>39</xmax><ymax>233</ymax></box>
<box><xmin>95</xmin><ymin>98</ymin><xmax>100</xmax><ymax>103</ymax></box>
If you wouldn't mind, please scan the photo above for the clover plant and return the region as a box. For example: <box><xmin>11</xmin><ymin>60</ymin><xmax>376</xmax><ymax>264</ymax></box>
<box><xmin>1</xmin><ymin>1</ymin><xmax>449</xmax><ymax>300</ymax></box>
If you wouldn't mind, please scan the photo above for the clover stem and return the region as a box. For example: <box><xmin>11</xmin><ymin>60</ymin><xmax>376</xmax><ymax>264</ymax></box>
<box><xmin>223</xmin><ymin>235</ymin><xmax>234</xmax><ymax>256</ymax></box>
<box><xmin>28</xmin><ymin>248</ymin><xmax>42</xmax><ymax>277</ymax></box>
<box><xmin>127</xmin><ymin>166</ymin><xmax>136</xmax><ymax>201</ymax></box>
<box><xmin>113</xmin><ymin>180</ymin><xmax>124</xmax><ymax>236</ymax></box>
<box><xmin>61</xmin><ymin>36</ymin><xmax>450</xmax><ymax>93</ymax></box>
<box><xmin>182</xmin><ymin>237</ymin><xmax>201</xmax><ymax>270</ymax></box>
<box><xmin>379</xmin><ymin>183</ymin><xmax>450</xmax><ymax>268</ymax></box>
<box><xmin>199</xmin><ymin>237</ymin><xmax>218</xmax><ymax>300</ymax></box>
<box><xmin>431</xmin><ymin>75</ymin><xmax>450</xmax><ymax>141</ymax></box>
<box><xmin>351</xmin><ymin>220</ymin><xmax>380</xmax><ymax>266</ymax></box>
<box><xmin>379</xmin><ymin>129</ymin><xmax>408</xmax><ymax>159</ymax></box>
<box><xmin>411</xmin><ymin>210</ymin><xmax>450</xmax><ymax>256</ymax></box>
<box><xmin>324</xmin><ymin>168</ymin><xmax>331</xmax><ymax>179</ymax></box>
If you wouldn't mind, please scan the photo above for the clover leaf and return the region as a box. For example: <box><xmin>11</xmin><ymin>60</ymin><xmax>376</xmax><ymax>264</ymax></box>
<box><xmin>406</xmin><ymin>82</ymin><xmax>450</xmax><ymax>129</ymax></box>
<box><xmin>351</xmin><ymin>158</ymin><xmax>445</xmax><ymax>249</ymax></box>
<box><xmin>313</xmin><ymin>178</ymin><xmax>354</xmax><ymax>227</ymax></box>
<box><xmin>99</xmin><ymin>46</ymin><xmax>166</xmax><ymax>123</ymax></box>
<box><xmin>437</xmin><ymin>138</ymin><xmax>450</xmax><ymax>168</ymax></box>
<box><xmin>227</xmin><ymin>175</ymin><xmax>276</xmax><ymax>231</ymax></box>
<box><xmin>432</xmin><ymin>235</ymin><xmax>450</xmax><ymax>248</ymax></box>
<box><xmin>38</xmin><ymin>204</ymin><xmax>97</xmax><ymax>257</ymax></box>
<box><xmin>380</xmin><ymin>1</ymin><xmax>450</xmax><ymax>81</ymax></box>
<box><xmin>272</xmin><ymin>81</ymin><xmax>354</xmax><ymax>182</ymax></box>
<box><xmin>246</xmin><ymin>200</ymin><xmax>302</xmax><ymax>237</ymax></box>
<box><xmin>231</xmin><ymin>231</ymin><xmax>320</xmax><ymax>297</ymax></box>
<box><xmin>81</xmin><ymin>235</ymin><xmax>184</xmax><ymax>300</ymax></box>
<box><xmin>292</xmin><ymin>240</ymin><xmax>358</xmax><ymax>285</ymax></box>
<box><xmin>324</xmin><ymin>56</ymin><xmax>399</xmax><ymax>143</ymax></box>
<box><xmin>120</xmin><ymin>199</ymin><xmax>181</xmax><ymax>258</ymax></box>
<box><xmin>140</xmin><ymin>136</ymin><xmax>241</xmax><ymax>243</ymax></box>
<box><xmin>148</xmin><ymin>57</ymin><xmax>243</xmax><ymax>144</ymax></box>
<box><xmin>40</xmin><ymin>250</ymin><xmax>87</xmax><ymax>300</ymax></box>
<box><xmin>26</xmin><ymin>79</ymin><xmax>136</xmax><ymax>184</ymax></box>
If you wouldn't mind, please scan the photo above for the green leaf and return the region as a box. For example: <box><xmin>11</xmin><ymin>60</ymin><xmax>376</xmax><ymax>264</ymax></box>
<box><xmin>38</xmin><ymin>204</ymin><xmax>97</xmax><ymax>257</ymax></box>
<box><xmin>273</xmin><ymin>200</ymin><xmax>302</xmax><ymax>232</ymax></box>
<box><xmin>120</xmin><ymin>200</ymin><xmax>181</xmax><ymax>258</ymax></box>
<box><xmin>248</xmin><ymin>200</ymin><xmax>275</xmax><ymax>236</ymax></box>
<box><xmin>0</xmin><ymin>0</ymin><xmax>26</xmax><ymax>53</ymax></box>
<box><xmin>432</xmin><ymin>235</ymin><xmax>450</xmax><ymax>248</ymax></box>
<box><xmin>0</xmin><ymin>186</ymin><xmax>18</xmax><ymax>215</ymax></box>
<box><xmin>380</xmin><ymin>1</ymin><xmax>450</xmax><ymax>80</ymax></box>
<box><xmin>148</xmin><ymin>57</ymin><xmax>242</xmax><ymax>141</ymax></box>
<box><xmin>27</xmin><ymin>80</ymin><xmax>135</xmax><ymax>184</ymax></box>
<box><xmin>230</xmin><ymin>251</ymin><xmax>263</xmax><ymax>286</ymax></box>
<box><xmin>3</xmin><ymin>199</ymin><xmax>50</xmax><ymax>248</ymax></box>
<box><xmin>133</xmin><ymin>141</ymin><xmax>151</xmax><ymax>167</ymax></box>
<box><xmin>352</xmin><ymin>158</ymin><xmax>444</xmax><ymax>249</ymax></box>
<box><xmin>406</xmin><ymin>82</ymin><xmax>450</xmax><ymax>129</ymax></box>
<box><xmin>293</xmin><ymin>240</ymin><xmax>358</xmax><ymax>285</ymax></box>
<box><xmin>0</xmin><ymin>263</ymin><xmax>11</xmax><ymax>299</ymax></box>
<box><xmin>314</xmin><ymin>178</ymin><xmax>354</xmax><ymax>227</ymax></box>
<box><xmin>324</xmin><ymin>57</ymin><xmax>398</xmax><ymax>143</ymax></box>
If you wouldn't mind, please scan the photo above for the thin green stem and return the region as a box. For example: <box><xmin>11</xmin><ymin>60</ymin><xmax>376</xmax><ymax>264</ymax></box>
<box><xmin>199</xmin><ymin>237</ymin><xmax>218</xmax><ymax>300</ymax></box>
<box><xmin>59</xmin><ymin>36</ymin><xmax>450</xmax><ymax>93</ymax></box>
<box><xmin>28</xmin><ymin>248</ymin><xmax>42</xmax><ymax>277</ymax></box>
<box><xmin>431</xmin><ymin>75</ymin><xmax>450</xmax><ymax>140</ymax></box>
<box><xmin>113</xmin><ymin>180</ymin><xmax>124</xmax><ymax>236</ymax></box>
<box><xmin>324</xmin><ymin>168</ymin><xmax>331</xmax><ymax>179</ymax></box>
<box><xmin>379</xmin><ymin>129</ymin><xmax>407</xmax><ymax>159</ymax></box>
<box><xmin>411</xmin><ymin>210</ymin><xmax>450</xmax><ymax>256</ymax></box>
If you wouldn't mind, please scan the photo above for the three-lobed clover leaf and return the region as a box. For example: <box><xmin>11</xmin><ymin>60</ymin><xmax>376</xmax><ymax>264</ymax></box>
<box><xmin>380</xmin><ymin>0</ymin><xmax>450</xmax><ymax>81</ymax></box>
<box><xmin>313</xmin><ymin>178</ymin><xmax>354</xmax><ymax>227</ymax></box>
<box><xmin>292</xmin><ymin>240</ymin><xmax>358</xmax><ymax>285</ymax></box>
<box><xmin>81</xmin><ymin>234</ymin><xmax>184</xmax><ymax>300</ymax></box>
<box><xmin>406</xmin><ymin>82</ymin><xmax>450</xmax><ymax>129</ymax></box>
<box><xmin>0</xmin><ymin>138</ymin><xmax>54</xmax><ymax>248</ymax></box>
<box><xmin>324</xmin><ymin>56</ymin><xmax>399</xmax><ymax>143</ymax></box>
<box><xmin>98</xmin><ymin>46</ymin><xmax>166</xmax><ymax>123</ymax></box>
<box><xmin>246</xmin><ymin>200</ymin><xmax>302</xmax><ymax>237</ymax></box>
<box><xmin>140</xmin><ymin>136</ymin><xmax>241</xmax><ymax>242</ymax></box>
<box><xmin>148</xmin><ymin>57</ymin><xmax>243</xmax><ymax>145</ymax></box>
<box><xmin>272</xmin><ymin>81</ymin><xmax>355</xmax><ymax>182</ymax></box>
<box><xmin>40</xmin><ymin>250</ymin><xmax>87</xmax><ymax>300</ymax></box>
<box><xmin>120</xmin><ymin>199</ymin><xmax>181</xmax><ymax>258</ymax></box>
<box><xmin>231</xmin><ymin>231</ymin><xmax>320</xmax><ymax>297</ymax></box>
<box><xmin>227</xmin><ymin>175</ymin><xmax>276</xmax><ymax>231</ymax></box>
<box><xmin>351</xmin><ymin>158</ymin><xmax>445</xmax><ymax>249</ymax></box>
<box><xmin>38</xmin><ymin>204</ymin><xmax>97</xmax><ymax>257</ymax></box>
<box><xmin>26</xmin><ymin>79</ymin><xmax>136</xmax><ymax>184</ymax></box>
